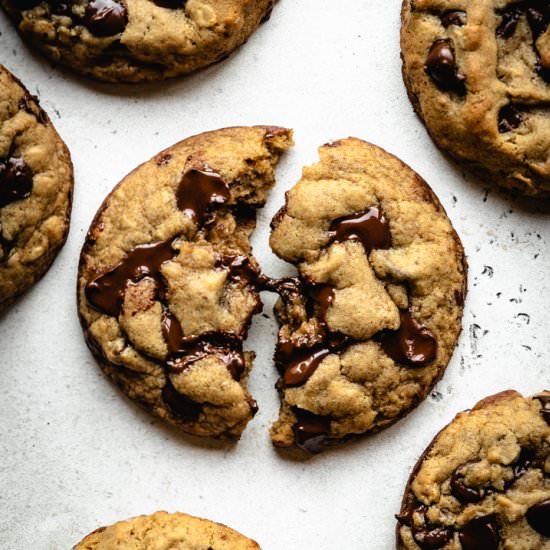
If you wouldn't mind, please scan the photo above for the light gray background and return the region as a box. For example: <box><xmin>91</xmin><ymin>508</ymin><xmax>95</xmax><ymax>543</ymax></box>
<box><xmin>1</xmin><ymin>1</ymin><xmax>549</xmax><ymax>548</ymax></box>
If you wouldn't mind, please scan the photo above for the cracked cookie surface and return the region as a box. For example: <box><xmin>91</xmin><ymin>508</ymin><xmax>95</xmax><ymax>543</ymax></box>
<box><xmin>269</xmin><ymin>138</ymin><xmax>466</xmax><ymax>453</ymax></box>
<box><xmin>73</xmin><ymin>511</ymin><xmax>260</xmax><ymax>549</ymax></box>
<box><xmin>0</xmin><ymin>64</ymin><xmax>73</xmax><ymax>313</ymax></box>
<box><xmin>397</xmin><ymin>391</ymin><xmax>550</xmax><ymax>550</ymax></box>
<box><xmin>77</xmin><ymin>126</ymin><xmax>292</xmax><ymax>440</ymax></box>
<box><xmin>1</xmin><ymin>0</ymin><xmax>275</xmax><ymax>82</ymax></box>
<box><xmin>401</xmin><ymin>0</ymin><xmax>550</xmax><ymax>196</ymax></box>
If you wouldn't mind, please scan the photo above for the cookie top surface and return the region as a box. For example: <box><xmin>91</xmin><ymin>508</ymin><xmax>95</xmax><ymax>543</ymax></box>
<box><xmin>73</xmin><ymin>511</ymin><xmax>260</xmax><ymax>549</ymax></box>
<box><xmin>77</xmin><ymin>126</ymin><xmax>293</xmax><ymax>440</ymax></box>
<box><xmin>396</xmin><ymin>391</ymin><xmax>550</xmax><ymax>550</ymax></box>
<box><xmin>401</xmin><ymin>0</ymin><xmax>550</xmax><ymax>196</ymax></box>
<box><xmin>0</xmin><ymin>64</ymin><xmax>73</xmax><ymax>312</ymax></box>
<box><xmin>1</xmin><ymin>0</ymin><xmax>274</xmax><ymax>82</ymax></box>
<box><xmin>268</xmin><ymin>138</ymin><xmax>466</xmax><ymax>453</ymax></box>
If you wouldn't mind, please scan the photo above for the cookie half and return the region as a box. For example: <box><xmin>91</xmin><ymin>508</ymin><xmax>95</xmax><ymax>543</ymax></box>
<box><xmin>0</xmin><ymin>64</ymin><xmax>73</xmax><ymax>313</ymax></box>
<box><xmin>397</xmin><ymin>390</ymin><xmax>550</xmax><ymax>549</ymax></box>
<box><xmin>1</xmin><ymin>0</ymin><xmax>276</xmax><ymax>82</ymax></box>
<box><xmin>269</xmin><ymin>138</ymin><xmax>466</xmax><ymax>453</ymax></box>
<box><xmin>77</xmin><ymin>126</ymin><xmax>292</xmax><ymax>440</ymax></box>
<box><xmin>73</xmin><ymin>511</ymin><xmax>260</xmax><ymax>549</ymax></box>
<box><xmin>401</xmin><ymin>1</ymin><xmax>550</xmax><ymax>196</ymax></box>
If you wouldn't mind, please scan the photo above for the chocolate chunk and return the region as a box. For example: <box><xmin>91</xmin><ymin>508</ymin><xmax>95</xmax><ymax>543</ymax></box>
<box><xmin>164</xmin><ymin>324</ymin><xmax>246</xmax><ymax>382</ymax></box>
<box><xmin>0</xmin><ymin>157</ymin><xmax>33</xmax><ymax>208</ymax></box>
<box><xmin>161</xmin><ymin>307</ymin><xmax>185</xmax><ymax>356</ymax></box>
<box><xmin>513</xmin><ymin>447</ymin><xmax>537</xmax><ymax>479</ymax></box>
<box><xmin>85</xmin><ymin>239</ymin><xmax>176</xmax><ymax>316</ymax></box>
<box><xmin>526</xmin><ymin>499</ymin><xmax>550</xmax><ymax>536</ymax></box>
<box><xmin>498</xmin><ymin>104</ymin><xmax>523</xmax><ymax>133</ymax></box>
<box><xmin>441</xmin><ymin>10</ymin><xmax>466</xmax><ymax>27</ymax></box>
<box><xmin>281</xmin><ymin>346</ymin><xmax>330</xmax><ymax>387</ymax></box>
<box><xmin>497</xmin><ymin>3</ymin><xmax>550</xmax><ymax>82</ymax></box>
<box><xmin>261</xmin><ymin>276</ymin><xmax>302</xmax><ymax>303</ymax></box>
<box><xmin>451</xmin><ymin>471</ymin><xmax>483</xmax><ymax>504</ymax></box>
<box><xmin>535</xmin><ymin>394</ymin><xmax>550</xmax><ymax>425</ymax></box>
<box><xmin>497</xmin><ymin>6</ymin><xmax>522</xmax><ymax>38</ymax></box>
<box><xmin>177</xmin><ymin>168</ymin><xmax>230</xmax><ymax>226</ymax></box>
<box><xmin>413</xmin><ymin>526</ymin><xmax>452</xmax><ymax>549</ymax></box>
<box><xmin>48</xmin><ymin>0</ymin><xmax>71</xmax><ymax>15</ymax></box>
<box><xmin>425</xmin><ymin>39</ymin><xmax>466</xmax><ymax>94</ymax></box>
<box><xmin>162</xmin><ymin>307</ymin><xmax>246</xmax><ymax>384</ymax></box>
<box><xmin>526</xmin><ymin>4</ymin><xmax>550</xmax><ymax>38</ymax></box>
<box><xmin>162</xmin><ymin>376</ymin><xmax>202</xmax><ymax>421</ymax></box>
<box><xmin>379</xmin><ymin>309</ymin><xmax>437</xmax><ymax>367</ymax></box>
<box><xmin>215</xmin><ymin>254</ymin><xmax>260</xmax><ymax>286</ymax></box>
<box><xmin>459</xmin><ymin>515</ymin><xmax>499</xmax><ymax>550</ymax></box>
<box><xmin>83</xmin><ymin>0</ymin><xmax>128</xmax><ymax>37</ymax></box>
<box><xmin>306</xmin><ymin>283</ymin><xmax>335</xmax><ymax>322</ymax></box>
<box><xmin>150</xmin><ymin>0</ymin><xmax>185</xmax><ymax>8</ymax></box>
<box><xmin>328</xmin><ymin>207</ymin><xmax>391</xmax><ymax>253</ymax></box>
<box><xmin>396</xmin><ymin>500</ymin><xmax>419</xmax><ymax>527</ymax></box>
<box><xmin>292</xmin><ymin>407</ymin><xmax>331</xmax><ymax>454</ymax></box>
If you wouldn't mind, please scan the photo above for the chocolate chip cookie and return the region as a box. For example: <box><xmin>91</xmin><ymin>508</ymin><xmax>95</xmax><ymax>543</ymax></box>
<box><xmin>77</xmin><ymin>126</ymin><xmax>293</xmax><ymax>440</ymax></box>
<box><xmin>73</xmin><ymin>511</ymin><xmax>260</xmax><ymax>549</ymax></box>
<box><xmin>0</xmin><ymin>64</ymin><xmax>73</xmax><ymax>313</ymax></box>
<box><xmin>268</xmin><ymin>138</ymin><xmax>466</xmax><ymax>454</ymax></box>
<box><xmin>1</xmin><ymin>0</ymin><xmax>276</xmax><ymax>82</ymax></box>
<box><xmin>401</xmin><ymin>1</ymin><xmax>550</xmax><ymax>196</ymax></box>
<box><xmin>397</xmin><ymin>391</ymin><xmax>550</xmax><ymax>550</ymax></box>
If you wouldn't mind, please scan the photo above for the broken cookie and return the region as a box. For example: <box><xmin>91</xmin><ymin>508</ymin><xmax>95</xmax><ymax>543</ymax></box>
<box><xmin>269</xmin><ymin>138</ymin><xmax>466</xmax><ymax>453</ymax></box>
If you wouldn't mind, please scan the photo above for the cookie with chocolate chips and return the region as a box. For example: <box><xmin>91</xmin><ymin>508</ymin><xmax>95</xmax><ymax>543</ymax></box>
<box><xmin>0</xmin><ymin>64</ymin><xmax>73</xmax><ymax>313</ymax></box>
<box><xmin>401</xmin><ymin>0</ymin><xmax>550</xmax><ymax>196</ymax></box>
<box><xmin>268</xmin><ymin>138</ymin><xmax>466</xmax><ymax>454</ymax></box>
<box><xmin>1</xmin><ymin>0</ymin><xmax>276</xmax><ymax>82</ymax></box>
<box><xmin>397</xmin><ymin>391</ymin><xmax>550</xmax><ymax>550</ymax></box>
<box><xmin>73</xmin><ymin>511</ymin><xmax>261</xmax><ymax>549</ymax></box>
<box><xmin>77</xmin><ymin>126</ymin><xmax>293</xmax><ymax>439</ymax></box>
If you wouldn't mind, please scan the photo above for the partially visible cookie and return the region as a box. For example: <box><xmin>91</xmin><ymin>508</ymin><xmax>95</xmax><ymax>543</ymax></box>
<box><xmin>1</xmin><ymin>0</ymin><xmax>276</xmax><ymax>82</ymax></box>
<box><xmin>77</xmin><ymin>126</ymin><xmax>293</xmax><ymax>440</ymax></box>
<box><xmin>401</xmin><ymin>0</ymin><xmax>550</xmax><ymax>196</ymax></box>
<box><xmin>396</xmin><ymin>391</ymin><xmax>550</xmax><ymax>550</ymax></box>
<box><xmin>269</xmin><ymin>138</ymin><xmax>466</xmax><ymax>453</ymax></box>
<box><xmin>73</xmin><ymin>511</ymin><xmax>261</xmax><ymax>549</ymax></box>
<box><xmin>0</xmin><ymin>64</ymin><xmax>73</xmax><ymax>313</ymax></box>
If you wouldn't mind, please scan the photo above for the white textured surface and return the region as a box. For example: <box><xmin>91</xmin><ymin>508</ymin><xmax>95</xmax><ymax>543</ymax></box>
<box><xmin>1</xmin><ymin>1</ymin><xmax>550</xmax><ymax>548</ymax></box>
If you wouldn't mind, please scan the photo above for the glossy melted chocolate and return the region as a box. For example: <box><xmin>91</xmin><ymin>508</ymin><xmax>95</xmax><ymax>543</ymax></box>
<box><xmin>0</xmin><ymin>157</ymin><xmax>33</xmax><ymax>208</ymax></box>
<box><xmin>379</xmin><ymin>309</ymin><xmax>437</xmax><ymax>367</ymax></box>
<box><xmin>328</xmin><ymin>207</ymin><xmax>391</xmax><ymax>252</ymax></box>
<box><xmin>85</xmin><ymin>239</ymin><xmax>176</xmax><ymax>316</ymax></box>
<box><xmin>177</xmin><ymin>168</ymin><xmax>230</xmax><ymax>226</ymax></box>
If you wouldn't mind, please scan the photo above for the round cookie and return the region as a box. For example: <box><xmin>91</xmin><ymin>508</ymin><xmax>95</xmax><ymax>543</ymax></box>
<box><xmin>73</xmin><ymin>511</ymin><xmax>260</xmax><ymax>549</ymax></box>
<box><xmin>77</xmin><ymin>126</ymin><xmax>293</xmax><ymax>440</ymax></box>
<box><xmin>0</xmin><ymin>64</ymin><xmax>73</xmax><ymax>313</ymax></box>
<box><xmin>268</xmin><ymin>138</ymin><xmax>466</xmax><ymax>453</ymax></box>
<box><xmin>401</xmin><ymin>1</ymin><xmax>550</xmax><ymax>196</ymax></box>
<box><xmin>1</xmin><ymin>0</ymin><xmax>276</xmax><ymax>82</ymax></box>
<box><xmin>396</xmin><ymin>391</ymin><xmax>550</xmax><ymax>550</ymax></box>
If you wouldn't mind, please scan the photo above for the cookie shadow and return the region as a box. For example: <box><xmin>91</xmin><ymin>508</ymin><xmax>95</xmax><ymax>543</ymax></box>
<box><xmin>429</xmin><ymin>147</ymin><xmax>550</xmax><ymax>215</ymax></box>
<box><xmin>3</xmin><ymin>11</ymin><xmax>268</xmax><ymax>101</ymax></box>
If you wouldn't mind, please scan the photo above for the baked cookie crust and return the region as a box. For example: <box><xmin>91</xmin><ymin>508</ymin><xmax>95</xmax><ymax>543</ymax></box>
<box><xmin>401</xmin><ymin>0</ymin><xmax>550</xmax><ymax>196</ymax></box>
<box><xmin>397</xmin><ymin>390</ymin><xmax>550</xmax><ymax>549</ymax></box>
<box><xmin>0</xmin><ymin>64</ymin><xmax>73</xmax><ymax>313</ymax></box>
<box><xmin>1</xmin><ymin>0</ymin><xmax>276</xmax><ymax>82</ymax></box>
<box><xmin>73</xmin><ymin>511</ymin><xmax>260</xmax><ymax>549</ymax></box>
